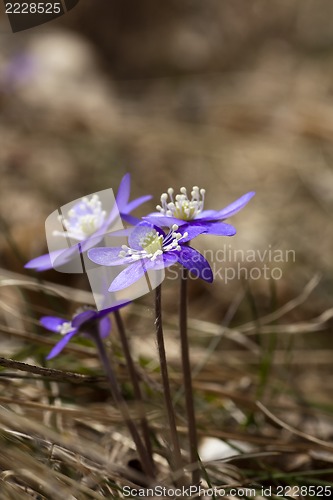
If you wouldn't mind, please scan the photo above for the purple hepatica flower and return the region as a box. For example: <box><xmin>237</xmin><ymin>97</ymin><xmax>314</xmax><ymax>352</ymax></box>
<box><xmin>25</xmin><ymin>174</ymin><xmax>152</xmax><ymax>272</ymax></box>
<box><xmin>41</xmin><ymin>301</ymin><xmax>130</xmax><ymax>360</ymax></box>
<box><xmin>1</xmin><ymin>53</ymin><xmax>36</xmax><ymax>92</ymax></box>
<box><xmin>144</xmin><ymin>186</ymin><xmax>255</xmax><ymax>236</ymax></box>
<box><xmin>88</xmin><ymin>221</ymin><xmax>213</xmax><ymax>292</ymax></box>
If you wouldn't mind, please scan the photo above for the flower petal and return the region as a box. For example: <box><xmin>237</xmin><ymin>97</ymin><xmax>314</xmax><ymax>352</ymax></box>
<box><xmin>217</xmin><ymin>192</ymin><xmax>255</xmax><ymax>219</ymax></box>
<box><xmin>177</xmin><ymin>224</ymin><xmax>207</xmax><ymax>243</ymax></box>
<box><xmin>46</xmin><ymin>330</ymin><xmax>78</xmax><ymax>360</ymax></box>
<box><xmin>25</xmin><ymin>252</ymin><xmax>53</xmax><ymax>271</ymax></box>
<box><xmin>120</xmin><ymin>213</ymin><xmax>142</xmax><ymax>226</ymax></box>
<box><xmin>115</xmin><ymin>173</ymin><xmax>131</xmax><ymax>209</ymax></box>
<box><xmin>40</xmin><ymin>316</ymin><xmax>70</xmax><ymax>333</ymax></box>
<box><xmin>161</xmin><ymin>252</ymin><xmax>179</xmax><ymax>268</ymax></box>
<box><xmin>123</xmin><ymin>195</ymin><xmax>152</xmax><ymax>214</ymax></box>
<box><xmin>98</xmin><ymin>316</ymin><xmax>112</xmax><ymax>338</ymax></box>
<box><xmin>52</xmin><ymin>244</ymin><xmax>83</xmax><ymax>267</ymax></box>
<box><xmin>178</xmin><ymin>246</ymin><xmax>213</xmax><ymax>283</ymax></box>
<box><xmin>128</xmin><ymin>221</ymin><xmax>165</xmax><ymax>250</ymax></box>
<box><xmin>194</xmin><ymin>209</ymin><xmax>221</xmax><ymax>221</ymax></box>
<box><xmin>88</xmin><ymin>247</ymin><xmax>128</xmax><ymax>266</ymax></box>
<box><xmin>108</xmin><ymin>228</ymin><xmax>134</xmax><ymax>237</ymax></box>
<box><xmin>143</xmin><ymin>213</ymin><xmax>186</xmax><ymax>227</ymax></box>
<box><xmin>25</xmin><ymin>248</ymin><xmax>72</xmax><ymax>272</ymax></box>
<box><xmin>202</xmin><ymin>222</ymin><xmax>237</xmax><ymax>236</ymax></box>
<box><xmin>72</xmin><ymin>302</ymin><xmax>131</xmax><ymax>328</ymax></box>
<box><xmin>72</xmin><ymin>310</ymin><xmax>97</xmax><ymax>328</ymax></box>
<box><xmin>101</xmin><ymin>201</ymin><xmax>123</xmax><ymax>232</ymax></box>
<box><xmin>95</xmin><ymin>300</ymin><xmax>132</xmax><ymax>318</ymax></box>
<box><xmin>109</xmin><ymin>260</ymin><xmax>149</xmax><ymax>292</ymax></box>
<box><xmin>25</xmin><ymin>243</ymin><xmax>86</xmax><ymax>272</ymax></box>
<box><xmin>80</xmin><ymin>227</ymin><xmax>133</xmax><ymax>257</ymax></box>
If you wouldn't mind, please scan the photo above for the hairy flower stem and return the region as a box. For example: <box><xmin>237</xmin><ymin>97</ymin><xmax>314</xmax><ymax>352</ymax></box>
<box><xmin>180</xmin><ymin>268</ymin><xmax>200</xmax><ymax>486</ymax></box>
<box><xmin>91</xmin><ymin>330</ymin><xmax>155</xmax><ymax>480</ymax></box>
<box><xmin>155</xmin><ymin>285</ymin><xmax>184</xmax><ymax>481</ymax></box>
<box><xmin>113</xmin><ymin>309</ymin><xmax>155</xmax><ymax>474</ymax></box>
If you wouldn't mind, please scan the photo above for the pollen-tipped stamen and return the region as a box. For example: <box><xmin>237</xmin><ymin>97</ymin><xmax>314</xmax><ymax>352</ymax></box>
<box><xmin>156</xmin><ymin>186</ymin><xmax>206</xmax><ymax>221</ymax></box>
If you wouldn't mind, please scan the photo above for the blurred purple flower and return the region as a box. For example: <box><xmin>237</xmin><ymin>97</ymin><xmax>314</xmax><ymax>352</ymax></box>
<box><xmin>1</xmin><ymin>53</ymin><xmax>36</xmax><ymax>92</ymax></box>
<box><xmin>41</xmin><ymin>301</ymin><xmax>130</xmax><ymax>360</ymax></box>
<box><xmin>25</xmin><ymin>174</ymin><xmax>152</xmax><ymax>271</ymax></box>
<box><xmin>144</xmin><ymin>186</ymin><xmax>255</xmax><ymax>237</ymax></box>
<box><xmin>88</xmin><ymin>221</ymin><xmax>213</xmax><ymax>292</ymax></box>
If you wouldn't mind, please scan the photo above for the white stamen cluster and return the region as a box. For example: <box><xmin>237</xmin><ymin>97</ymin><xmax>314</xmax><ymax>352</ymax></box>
<box><xmin>156</xmin><ymin>186</ymin><xmax>205</xmax><ymax>221</ymax></box>
<box><xmin>54</xmin><ymin>194</ymin><xmax>106</xmax><ymax>241</ymax></box>
<box><xmin>57</xmin><ymin>322</ymin><xmax>75</xmax><ymax>335</ymax></box>
<box><xmin>119</xmin><ymin>224</ymin><xmax>188</xmax><ymax>262</ymax></box>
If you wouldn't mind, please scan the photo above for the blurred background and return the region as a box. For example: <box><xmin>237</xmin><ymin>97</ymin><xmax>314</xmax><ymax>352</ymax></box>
<box><xmin>1</xmin><ymin>0</ymin><xmax>333</xmax><ymax>400</ymax></box>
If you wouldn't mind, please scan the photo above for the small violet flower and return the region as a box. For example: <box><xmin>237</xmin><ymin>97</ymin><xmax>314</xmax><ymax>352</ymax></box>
<box><xmin>41</xmin><ymin>301</ymin><xmax>130</xmax><ymax>360</ymax></box>
<box><xmin>25</xmin><ymin>174</ymin><xmax>152</xmax><ymax>272</ymax></box>
<box><xmin>52</xmin><ymin>194</ymin><xmax>107</xmax><ymax>241</ymax></box>
<box><xmin>88</xmin><ymin>221</ymin><xmax>213</xmax><ymax>292</ymax></box>
<box><xmin>1</xmin><ymin>53</ymin><xmax>36</xmax><ymax>93</ymax></box>
<box><xmin>144</xmin><ymin>186</ymin><xmax>255</xmax><ymax>236</ymax></box>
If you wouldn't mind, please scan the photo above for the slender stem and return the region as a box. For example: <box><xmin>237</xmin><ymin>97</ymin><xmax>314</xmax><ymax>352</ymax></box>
<box><xmin>180</xmin><ymin>268</ymin><xmax>200</xmax><ymax>486</ymax></box>
<box><xmin>113</xmin><ymin>309</ymin><xmax>155</xmax><ymax>473</ymax></box>
<box><xmin>91</xmin><ymin>330</ymin><xmax>155</xmax><ymax>480</ymax></box>
<box><xmin>155</xmin><ymin>285</ymin><xmax>184</xmax><ymax>478</ymax></box>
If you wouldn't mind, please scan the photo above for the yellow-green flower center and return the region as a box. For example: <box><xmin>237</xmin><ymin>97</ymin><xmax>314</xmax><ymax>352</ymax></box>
<box><xmin>156</xmin><ymin>186</ymin><xmax>205</xmax><ymax>221</ymax></box>
<box><xmin>139</xmin><ymin>230</ymin><xmax>163</xmax><ymax>255</ymax></box>
<box><xmin>118</xmin><ymin>225</ymin><xmax>187</xmax><ymax>262</ymax></box>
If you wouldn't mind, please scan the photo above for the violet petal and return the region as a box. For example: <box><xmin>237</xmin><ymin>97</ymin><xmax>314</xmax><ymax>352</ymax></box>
<box><xmin>46</xmin><ymin>330</ymin><xmax>78</xmax><ymax>360</ymax></box>
<box><xmin>88</xmin><ymin>247</ymin><xmax>127</xmax><ymax>266</ymax></box>
<box><xmin>72</xmin><ymin>310</ymin><xmax>97</xmax><ymax>329</ymax></box>
<box><xmin>203</xmin><ymin>222</ymin><xmax>237</xmax><ymax>236</ymax></box>
<box><xmin>217</xmin><ymin>191</ymin><xmax>255</xmax><ymax>219</ymax></box>
<box><xmin>128</xmin><ymin>221</ymin><xmax>165</xmax><ymax>250</ymax></box>
<box><xmin>98</xmin><ymin>316</ymin><xmax>112</xmax><ymax>338</ymax></box>
<box><xmin>40</xmin><ymin>316</ymin><xmax>70</xmax><ymax>333</ymax></box>
<box><xmin>120</xmin><ymin>213</ymin><xmax>142</xmax><ymax>226</ymax></box>
<box><xmin>143</xmin><ymin>213</ymin><xmax>186</xmax><ymax>227</ymax></box>
<box><xmin>178</xmin><ymin>246</ymin><xmax>213</xmax><ymax>283</ymax></box>
<box><xmin>124</xmin><ymin>195</ymin><xmax>152</xmax><ymax>214</ymax></box>
<box><xmin>109</xmin><ymin>260</ymin><xmax>149</xmax><ymax>292</ymax></box>
<box><xmin>116</xmin><ymin>173</ymin><xmax>131</xmax><ymax>210</ymax></box>
<box><xmin>25</xmin><ymin>249</ymin><xmax>71</xmax><ymax>272</ymax></box>
<box><xmin>177</xmin><ymin>224</ymin><xmax>207</xmax><ymax>242</ymax></box>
